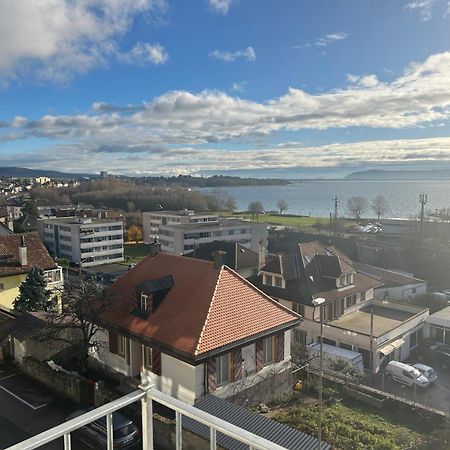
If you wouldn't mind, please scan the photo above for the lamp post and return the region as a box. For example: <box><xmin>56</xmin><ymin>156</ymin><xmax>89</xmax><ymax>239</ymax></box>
<box><xmin>312</xmin><ymin>297</ymin><xmax>325</xmax><ymax>450</ymax></box>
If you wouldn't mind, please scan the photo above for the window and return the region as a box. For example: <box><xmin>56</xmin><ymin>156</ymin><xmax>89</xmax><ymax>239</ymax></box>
<box><xmin>274</xmin><ymin>276</ymin><xmax>282</xmax><ymax>288</ymax></box>
<box><xmin>140</xmin><ymin>293</ymin><xmax>150</xmax><ymax>312</ymax></box>
<box><xmin>263</xmin><ymin>274</ymin><xmax>272</xmax><ymax>285</ymax></box>
<box><xmin>345</xmin><ymin>295</ymin><xmax>357</xmax><ymax>308</ymax></box>
<box><xmin>143</xmin><ymin>345</ymin><xmax>152</xmax><ymax>370</ymax></box>
<box><xmin>117</xmin><ymin>335</ymin><xmax>127</xmax><ymax>358</ymax></box>
<box><xmin>293</xmin><ymin>329</ymin><xmax>307</xmax><ymax>345</ymax></box>
<box><xmin>292</xmin><ymin>303</ymin><xmax>305</xmax><ymax>316</ymax></box>
<box><xmin>263</xmin><ymin>336</ymin><xmax>275</xmax><ymax>365</ymax></box>
<box><xmin>0</xmin><ymin>283</ymin><xmax>4</xmax><ymax>290</ymax></box>
<box><xmin>361</xmin><ymin>291</ymin><xmax>366</xmax><ymax>302</ymax></box>
<box><xmin>346</xmin><ymin>274</ymin><xmax>353</xmax><ymax>285</ymax></box>
<box><xmin>339</xmin><ymin>275</ymin><xmax>346</xmax><ymax>286</ymax></box>
<box><xmin>216</xmin><ymin>353</ymin><xmax>232</xmax><ymax>385</ymax></box>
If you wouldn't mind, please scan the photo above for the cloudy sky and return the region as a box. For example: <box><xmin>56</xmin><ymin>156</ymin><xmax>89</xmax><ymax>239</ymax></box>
<box><xmin>1</xmin><ymin>0</ymin><xmax>450</xmax><ymax>178</ymax></box>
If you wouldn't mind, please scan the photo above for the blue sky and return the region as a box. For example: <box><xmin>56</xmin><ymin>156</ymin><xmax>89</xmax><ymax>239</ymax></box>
<box><xmin>0</xmin><ymin>0</ymin><xmax>450</xmax><ymax>178</ymax></box>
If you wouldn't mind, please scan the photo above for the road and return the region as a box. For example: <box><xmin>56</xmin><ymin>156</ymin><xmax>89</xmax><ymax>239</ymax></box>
<box><xmin>0</xmin><ymin>364</ymin><xmax>91</xmax><ymax>449</ymax></box>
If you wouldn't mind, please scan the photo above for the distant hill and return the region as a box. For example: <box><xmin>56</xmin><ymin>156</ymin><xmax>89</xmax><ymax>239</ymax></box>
<box><xmin>345</xmin><ymin>169</ymin><xmax>450</xmax><ymax>180</ymax></box>
<box><xmin>0</xmin><ymin>167</ymin><xmax>94</xmax><ymax>179</ymax></box>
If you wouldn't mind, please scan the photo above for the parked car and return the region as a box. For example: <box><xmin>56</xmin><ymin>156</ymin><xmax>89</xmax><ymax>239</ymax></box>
<box><xmin>66</xmin><ymin>409</ymin><xmax>141</xmax><ymax>449</ymax></box>
<box><xmin>412</xmin><ymin>363</ymin><xmax>438</xmax><ymax>383</ymax></box>
<box><xmin>385</xmin><ymin>361</ymin><xmax>430</xmax><ymax>388</ymax></box>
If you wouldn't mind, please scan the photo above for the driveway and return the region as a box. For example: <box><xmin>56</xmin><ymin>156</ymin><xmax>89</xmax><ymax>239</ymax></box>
<box><xmin>0</xmin><ymin>364</ymin><xmax>91</xmax><ymax>449</ymax></box>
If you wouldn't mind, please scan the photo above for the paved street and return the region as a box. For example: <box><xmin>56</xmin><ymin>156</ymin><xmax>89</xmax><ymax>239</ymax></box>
<box><xmin>0</xmin><ymin>365</ymin><xmax>91</xmax><ymax>449</ymax></box>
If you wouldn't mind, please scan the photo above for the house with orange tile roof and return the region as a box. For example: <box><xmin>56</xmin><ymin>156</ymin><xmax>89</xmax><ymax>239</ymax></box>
<box><xmin>250</xmin><ymin>241</ymin><xmax>429</xmax><ymax>373</ymax></box>
<box><xmin>0</xmin><ymin>233</ymin><xmax>63</xmax><ymax>312</ymax></box>
<box><xmin>91</xmin><ymin>243</ymin><xmax>301</xmax><ymax>405</ymax></box>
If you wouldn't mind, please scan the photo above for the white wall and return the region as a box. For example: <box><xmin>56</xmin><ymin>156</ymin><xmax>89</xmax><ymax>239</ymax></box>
<box><xmin>374</xmin><ymin>283</ymin><xmax>427</xmax><ymax>301</ymax></box>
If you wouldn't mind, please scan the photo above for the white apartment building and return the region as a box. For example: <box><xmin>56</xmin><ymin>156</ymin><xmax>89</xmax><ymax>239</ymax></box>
<box><xmin>38</xmin><ymin>217</ymin><xmax>124</xmax><ymax>267</ymax></box>
<box><xmin>142</xmin><ymin>210</ymin><xmax>267</xmax><ymax>255</ymax></box>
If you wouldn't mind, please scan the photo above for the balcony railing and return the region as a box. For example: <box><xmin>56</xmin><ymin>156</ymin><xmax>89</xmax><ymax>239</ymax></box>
<box><xmin>6</xmin><ymin>384</ymin><xmax>288</xmax><ymax>450</ymax></box>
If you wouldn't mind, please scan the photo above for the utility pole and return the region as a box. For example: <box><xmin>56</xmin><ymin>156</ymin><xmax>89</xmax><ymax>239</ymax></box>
<box><xmin>332</xmin><ymin>196</ymin><xmax>339</xmax><ymax>237</ymax></box>
<box><xmin>370</xmin><ymin>305</ymin><xmax>374</xmax><ymax>378</ymax></box>
<box><xmin>419</xmin><ymin>193</ymin><xmax>427</xmax><ymax>240</ymax></box>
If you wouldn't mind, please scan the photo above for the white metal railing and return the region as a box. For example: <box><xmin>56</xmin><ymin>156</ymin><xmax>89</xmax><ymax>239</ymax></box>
<box><xmin>6</xmin><ymin>384</ymin><xmax>288</xmax><ymax>450</ymax></box>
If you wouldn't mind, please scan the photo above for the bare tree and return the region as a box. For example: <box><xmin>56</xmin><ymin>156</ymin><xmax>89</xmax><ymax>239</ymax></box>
<box><xmin>346</xmin><ymin>196</ymin><xmax>368</xmax><ymax>221</ymax></box>
<box><xmin>371</xmin><ymin>195</ymin><xmax>389</xmax><ymax>220</ymax></box>
<box><xmin>36</xmin><ymin>278</ymin><xmax>116</xmax><ymax>375</ymax></box>
<box><xmin>248</xmin><ymin>201</ymin><xmax>264</xmax><ymax>220</ymax></box>
<box><xmin>277</xmin><ymin>199</ymin><xmax>288</xmax><ymax>215</ymax></box>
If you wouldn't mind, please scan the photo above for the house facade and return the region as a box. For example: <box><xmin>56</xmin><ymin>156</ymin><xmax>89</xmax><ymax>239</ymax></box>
<box><xmin>251</xmin><ymin>241</ymin><xmax>429</xmax><ymax>373</ymax></box>
<box><xmin>0</xmin><ymin>233</ymin><xmax>63</xmax><ymax>312</ymax></box>
<box><xmin>91</xmin><ymin>245</ymin><xmax>300</xmax><ymax>405</ymax></box>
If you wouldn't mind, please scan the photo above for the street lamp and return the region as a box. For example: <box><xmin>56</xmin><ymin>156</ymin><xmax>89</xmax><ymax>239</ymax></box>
<box><xmin>312</xmin><ymin>297</ymin><xmax>326</xmax><ymax>450</ymax></box>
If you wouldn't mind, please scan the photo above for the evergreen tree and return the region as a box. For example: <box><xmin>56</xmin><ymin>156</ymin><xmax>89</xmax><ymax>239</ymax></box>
<box><xmin>13</xmin><ymin>267</ymin><xmax>53</xmax><ymax>312</ymax></box>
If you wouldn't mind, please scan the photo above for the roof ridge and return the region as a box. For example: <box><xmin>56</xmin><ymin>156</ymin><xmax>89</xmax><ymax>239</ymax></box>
<box><xmin>194</xmin><ymin>266</ymin><xmax>223</xmax><ymax>356</ymax></box>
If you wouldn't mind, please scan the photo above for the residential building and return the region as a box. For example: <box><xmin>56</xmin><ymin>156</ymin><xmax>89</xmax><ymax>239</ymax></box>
<box><xmin>426</xmin><ymin>306</ymin><xmax>450</xmax><ymax>345</ymax></box>
<box><xmin>250</xmin><ymin>241</ymin><xmax>429</xmax><ymax>372</ymax></box>
<box><xmin>353</xmin><ymin>261</ymin><xmax>427</xmax><ymax>300</ymax></box>
<box><xmin>0</xmin><ymin>233</ymin><xmax>63</xmax><ymax>311</ymax></box>
<box><xmin>189</xmin><ymin>240</ymin><xmax>260</xmax><ymax>278</ymax></box>
<box><xmin>38</xmin><ymin>217</ymin><xmax>124</xmax><ymax>267</ymax></box>
<box><xmin>142</xmin><ymin>210</ymin><xmax>267</xmax><ymax>255</ymax></box>
<box><xmin>91</xmin><ymin>244</ymin><xmax>300</xmax><ymax>405</ymax></box>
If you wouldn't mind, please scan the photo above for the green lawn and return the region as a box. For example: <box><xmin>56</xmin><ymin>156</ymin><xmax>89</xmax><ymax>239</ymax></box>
<box><xmin>123</xmin><ymin>243</ymin><xmax>151</xmax><ymax>263</ymax></box>
<box><xmin>218</xmin><ymin>212</ymin><xmax>354</xmax><ymax>231</ymax></box>
<box><xmin>272</xmin><ymin>397</ymin><xmax>444</xmax><ymax>450</ymax></box>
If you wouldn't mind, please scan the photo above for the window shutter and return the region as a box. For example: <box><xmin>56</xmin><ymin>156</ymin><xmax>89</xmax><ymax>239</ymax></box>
<box><xmin>207</xmin><ymin>359</ymin><xmax>217</xmax><ymax>392</ymax></box>
<box><xmin>233</xmin><ymin>349</ymin><xmax>242</xmax><ymax>381</ymax></box>
<box><xmin>276</xmin><ymin>333</ymin><xmax>285</xmax><ymax>362</ymax></box>
<box><xmin>109</xmin><ymin>331</ymin><xmax>118</xmax><ymax>354</ymax></box>
<box><xmin>256</xmin><ymin>340</ymin><xmax>263</xmax><ymax>372</ymax></box>
<box><xmin>152</xmin><ymin>349</ymin><xmax>162</xmax><ymax>376</ymax></box>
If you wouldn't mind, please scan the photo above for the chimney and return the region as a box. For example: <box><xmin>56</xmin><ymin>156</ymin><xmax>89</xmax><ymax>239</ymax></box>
<box><xmin>213</xmin><ymin>251</ymin><xmax>227</xmax><ymax>269</ymax></box>
<box><xmin>258</xmin><ymin>239</ymin><xmax>266</xmax><ymax>270</ymax></box>
<box><xmin>19</xmin><ymin>235</ymin><xmax>27</xmax><ymax>266</ymax></box>
<box><xmin>149</xmin><ymin>240</ymin><xmax>162</xmax><ymax>257</ymax></box>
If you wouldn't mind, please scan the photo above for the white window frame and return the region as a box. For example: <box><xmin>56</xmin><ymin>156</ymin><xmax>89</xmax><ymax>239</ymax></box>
<box><xmin>143</xmin><ymin>345</ymin><xmax>152</xmax><ymax>370</ymax></box>
<box><xmin>117</xmin><ymin>335</ymin><xmax>127</xmax><ymax>358</ymax></box>
<box><xmin>263</xmin><ymin>336</ymin><xmax>275</xmax><ymax>365</ymax></box>
<box><xmin>216</xmin><ymin>353</ymin><xmax>232</xmax><ymax>385</ymax></box>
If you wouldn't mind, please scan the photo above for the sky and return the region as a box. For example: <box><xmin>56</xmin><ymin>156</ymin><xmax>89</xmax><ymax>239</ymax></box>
<box><xmin>0</xmin><ymin>0</ymin><xmax>450</xmax><ymax>178</ymax></box>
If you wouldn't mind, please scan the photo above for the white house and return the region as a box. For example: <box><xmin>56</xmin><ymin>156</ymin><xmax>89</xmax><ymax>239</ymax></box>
<box><xmin>91</xmin><ymin>244</ymin><xmax>300</xmax><ymax>405</ymax></box>
<box><xmin>353</xmin><ymin>261</ymin><xmax>427</xmax><ymax>301</ymax></box>
<box><xmin>251</xmin><ymin>241</ymin><xmax>429</xmax><ymax>372</ymax></box>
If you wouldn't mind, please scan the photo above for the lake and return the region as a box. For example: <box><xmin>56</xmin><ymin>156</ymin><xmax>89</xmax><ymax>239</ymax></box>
<box><xmin>200</xmin><ymin>180</ymin><xmax>450</xmax><ymax>219</ymax></box>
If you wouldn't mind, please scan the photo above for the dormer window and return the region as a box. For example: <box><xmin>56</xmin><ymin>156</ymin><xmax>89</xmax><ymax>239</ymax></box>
<box><xmin>140</xmin><ymin>293</ymin><xmax>150</xmax><ymax>312</ymax></box>
<box><xmin>274</xmin><ymin>276</ymin><xmax>282</xmax><ymax>288</ymax></box>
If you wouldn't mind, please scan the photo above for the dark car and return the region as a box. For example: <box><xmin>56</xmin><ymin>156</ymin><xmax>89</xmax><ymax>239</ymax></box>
<box><xmin>66</xmin><ymin>409</ymin><xmax>141</xmax><ymax>449</ymax></box>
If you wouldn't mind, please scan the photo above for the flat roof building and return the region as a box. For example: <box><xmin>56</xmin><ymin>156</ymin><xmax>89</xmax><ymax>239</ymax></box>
<box><xmin>143</xmin><ymin>210</ymin><xmax>267</xmax><ymax>255</ymax></box>
<box><xmin>38</xmin><ymin>217</ymin><xmax>124</xmax><ymax>267</ymax></box>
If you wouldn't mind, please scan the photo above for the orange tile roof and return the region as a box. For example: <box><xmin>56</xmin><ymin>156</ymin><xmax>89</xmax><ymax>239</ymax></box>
<box><xmin>0</xmin><ymin>233</ymin><xmax>57</xmax><ymax>277</ymax></box>
<box><xmin>100</xmin><ymin>253</ymin><xmax>300</xmax><ymax>361</ymax></box>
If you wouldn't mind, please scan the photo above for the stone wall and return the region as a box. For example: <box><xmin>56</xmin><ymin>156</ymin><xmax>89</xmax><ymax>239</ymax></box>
<box><xmin>21</xmin><ymin>356</ymin><xmax>93</xmax><ymax>404</ymax></box>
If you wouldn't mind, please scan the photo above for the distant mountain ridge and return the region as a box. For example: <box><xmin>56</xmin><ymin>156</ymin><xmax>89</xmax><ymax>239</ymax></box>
<box><xmin>345</xmin><ymin>169</ymin><xmax>450</xmax><ymax>180</ymax></box>
<box><xmin>0</xmin><ymin>167</ymin><xmax>93</xmax><ymax>179</ymax></box>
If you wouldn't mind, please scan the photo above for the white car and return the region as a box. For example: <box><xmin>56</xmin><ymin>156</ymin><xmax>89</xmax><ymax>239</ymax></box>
<box><xmin>413</xmin><ymin>363</ymin><xmax>438</xmax><ymax>383</ymax></box>
<box><xmin>385</xmin><ymin>361</ymin><xmax>430</xmax><ymax>388</ymax></box>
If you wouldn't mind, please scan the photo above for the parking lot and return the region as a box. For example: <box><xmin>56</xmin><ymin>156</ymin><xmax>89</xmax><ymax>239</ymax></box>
<box><xmin>367</xmin><ymin>360</ymin><xmax>450</xmax><ymax>414</ymax></box>
<box><xmin>0</xmin><ymin>364</ymin><xmax>91</xmax><ymax>449</ymax></box>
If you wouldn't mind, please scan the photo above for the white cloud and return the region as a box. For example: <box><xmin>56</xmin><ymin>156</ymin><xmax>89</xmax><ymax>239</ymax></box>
<box><xmin>294</xmin><ymin>32</ymin><xmax>349</xmax><ymax>50</ymax></box>
<box><xmin>0</xmin><ymin>0</ymin><xmax>167</xmax><ymax>85</ymax></box>
<box><xmin>2</xmin><ymin>51</ymin><xmax>450</xmax><ymax>173</ymax></box>
<box><xmin>210</xmin><ymin>47</ymin><xmax>256</xmax><ymax>62</ymax></box>
<box><xmin>405</xmin><ymin>0</ymin><xmax>435</xmax><ymax>20</ymax></box>
<box><xmin>208</xmin><ymin>0</ymin><xmax>233</xmax><ymax>15</ymax></box>
<box><xmin>119</xmin><ymin>42</ymin><xmax>169</xmax><ymax>66</ymax></box>
<box><xmin>230</xmin><ymin>81</ymin><xmax>247</xmax><ymax>93</ymax></box>
<box><xmin>346</xmin><ymin>74</ymin><xmax>380</xmax><ymax>88</ymax></box>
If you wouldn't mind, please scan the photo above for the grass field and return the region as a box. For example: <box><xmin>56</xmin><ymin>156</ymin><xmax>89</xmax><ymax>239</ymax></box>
<box><xmin>219</xmin><ymin>212</ymin><xmax>354</xmax><ymax>231</ymax></box>
<box><xmin>123</xmin><ymin>243</ymin><xmax>151</xmax><ymax>263</ymax></box>
<box><xmin>272</xmin><ymin>397</ymin><xmax>444</xmax><ymax>450</ymax></box>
